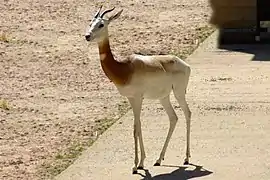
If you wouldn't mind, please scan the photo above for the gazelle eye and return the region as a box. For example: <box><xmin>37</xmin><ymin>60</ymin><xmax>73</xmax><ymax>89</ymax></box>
<box><xmin>98</xmin><ymin>24</ymin><xmax>104</xmax><ymax>28</ymax></box>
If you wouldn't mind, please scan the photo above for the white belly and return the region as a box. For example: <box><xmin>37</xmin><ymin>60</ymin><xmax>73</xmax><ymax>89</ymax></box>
<box><xmin>116</xmin><ymin>73</ymin><xmax>173</xmax><ymax>99</ymax></box>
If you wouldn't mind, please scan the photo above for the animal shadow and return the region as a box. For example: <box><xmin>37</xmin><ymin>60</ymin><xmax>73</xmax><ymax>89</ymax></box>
<box><xmin>140</xmin><ymin>163</ymin><xmax>213</xmax><ymax>180</ymax></box>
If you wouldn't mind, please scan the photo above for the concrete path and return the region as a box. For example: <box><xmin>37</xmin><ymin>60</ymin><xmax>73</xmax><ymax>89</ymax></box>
<box><xmin>55</xmin><ymin>31</ymin><xmax>270</xmax><ymax>180</ymax></box>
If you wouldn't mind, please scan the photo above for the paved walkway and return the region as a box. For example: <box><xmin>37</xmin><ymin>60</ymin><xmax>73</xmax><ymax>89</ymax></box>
<box><xmin>55</xmin><ymin>31</ymin><xmax>270</xmax><ymax>180</ymax></box>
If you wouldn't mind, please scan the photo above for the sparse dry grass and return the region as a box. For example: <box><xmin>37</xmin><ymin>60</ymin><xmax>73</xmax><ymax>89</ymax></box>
<box><xmin>0</xmin><ymin>32</ymin><xmax>10</xmax><ymax>43</ymax></box>
<box><xmin>0</xmin><ymin>99</ymin><xmax>10</xmax><ymax>110</ymax></box>
<box><xmin>40</xmin><ymin>140</ymin><xmax>94</xmax><ymax>179</ymax></box>
<box><xmin>171</xmin><ymin>25</ymin><xmax>215</xmax><ymax>59</ymax></box>
<box><xmin>39</xmin><ymin>100</ymin><xmax>131</xmax><ymax>179</ymax></box>
<box><xmin>195</xmin><ymin>25</ymin><xmax>216</xmax><ymax>44</ymax></box>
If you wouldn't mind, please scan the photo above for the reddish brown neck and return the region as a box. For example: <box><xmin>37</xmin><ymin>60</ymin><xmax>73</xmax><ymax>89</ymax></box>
<box><xmin>97</xmin><ymin>37</ymin><xmax>133</xmax><ymax>86</ymax></box>
<box><xmin>98</xmin><ymin>37</ymin><xmax>113</xmax><ymax>61</ymax></box>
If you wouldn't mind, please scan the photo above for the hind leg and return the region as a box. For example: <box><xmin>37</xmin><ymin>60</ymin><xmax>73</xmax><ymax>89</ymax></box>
<box><xmin>174</xmin><ymin>91</ymin><xmax>191</xmax><ymax>164</ymax></box>
<box><xmin>154</xmin><ymin>95</ymin><xmax>178</xmax><ymax>166</ymax></box>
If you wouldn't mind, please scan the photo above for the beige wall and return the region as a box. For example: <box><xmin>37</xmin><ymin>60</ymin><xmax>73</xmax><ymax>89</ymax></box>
<box><xmin>210</xmin><ymin>0</ymin><xmax>257</xmax><ymax>28</ymax></box>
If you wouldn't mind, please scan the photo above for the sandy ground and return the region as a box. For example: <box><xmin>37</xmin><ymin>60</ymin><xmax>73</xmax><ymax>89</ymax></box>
<box><xmin>0</xmin><ymin>0</ymin><xmax>212</xmax><ymax>179</ymax></box>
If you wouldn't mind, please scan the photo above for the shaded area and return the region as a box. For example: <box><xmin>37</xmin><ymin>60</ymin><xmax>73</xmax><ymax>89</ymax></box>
<box><xmin>217</xmin><ymin>28</ymin><xmax>270</xmax><ymax>45</ymax></box>
<box><xmin>139</xmin><ymin>164</ymin><xmax>213</xmax><ymax>180</ymax></box>
<box><xmin>218</xmin><ymin>44</ymin><xmax>270</xmax><ymax>61</ymax></box>
<box><xmin>209</xmin><ymin>0</ymin><xmax>270</xmax><ymax>44</ymax></box>
<box><xmin>209</xmin><ymin>0</ymin><xmax>256</xmax><ymax>29</ymax></box>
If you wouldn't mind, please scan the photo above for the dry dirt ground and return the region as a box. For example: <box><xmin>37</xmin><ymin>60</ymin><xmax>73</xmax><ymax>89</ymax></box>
<box><xmin>0</xmin><ymin>0</ymin><xmax>213</xmax><ymax>179</ymax></box>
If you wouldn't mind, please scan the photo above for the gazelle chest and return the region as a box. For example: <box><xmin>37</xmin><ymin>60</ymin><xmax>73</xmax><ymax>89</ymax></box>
<box><xmin>100</xmin><ymin>55</ymin><xmax>133</xmax><ymax>86</ymax></box>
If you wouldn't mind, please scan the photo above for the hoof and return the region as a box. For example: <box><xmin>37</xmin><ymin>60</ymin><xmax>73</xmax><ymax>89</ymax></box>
<box><xmin>132</xmin><ymin>170</ymin><xmax>138</xmax><ymax>174</ymax></box>
<box><xmin>184</xmin><ymin>160</ymin><xmax>189</xmax><ymax>165</ymax></box>
<box><xmin>137</xmin><ymin>166</ymin><xmax>144</xmax><ymax>170</ymax></box>
<box><xmin>154</xmin><ymin>162</ymin><xmax>160</xmax><ymax>166</ymax></box>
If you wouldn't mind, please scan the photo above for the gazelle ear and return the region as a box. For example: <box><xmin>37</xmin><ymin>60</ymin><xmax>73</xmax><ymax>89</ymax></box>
<box><xmin>108</xmin><ymin>9</ymin><xmax>123</xmax><ymax>22</ymax></box>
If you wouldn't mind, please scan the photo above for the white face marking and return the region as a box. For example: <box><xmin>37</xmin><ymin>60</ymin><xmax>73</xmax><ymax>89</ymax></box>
<box><xmin>85</xmin><ymin>8</ymin><xmax>123</xmax><ymax>42</ymax></box>
<box><xmin>85</xmin><ymin>17</ymin><xmax>109</xmax><ymax>42</ymax></box>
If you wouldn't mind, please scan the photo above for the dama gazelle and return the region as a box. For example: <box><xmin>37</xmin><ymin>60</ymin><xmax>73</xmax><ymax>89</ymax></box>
<box><xmin>85</xmin><ymin>6</ymin><xmax>192</xmax><ymax>174</ymax></box>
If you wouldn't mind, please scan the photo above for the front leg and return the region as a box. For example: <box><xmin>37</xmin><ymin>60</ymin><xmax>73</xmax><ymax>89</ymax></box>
<box><xmin>137</xmin><ymin>119</ymin><xmax>146</xmax><ymax>170</ymax></box>
<box><xmin>132</xmin><ymin>122</ymin><xmax>139</xmax><ymax>174</ymax></box>
<box><xmin>128</xmin><ymin>97</ymin><xmax>144</xmax><ymax>174</ymax></box>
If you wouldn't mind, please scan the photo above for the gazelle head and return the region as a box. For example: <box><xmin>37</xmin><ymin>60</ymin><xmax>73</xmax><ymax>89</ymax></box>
<box><xmin>85</xmin><ymin>6</ymin><xmax>123</xmax><ymax>42</ymax></box>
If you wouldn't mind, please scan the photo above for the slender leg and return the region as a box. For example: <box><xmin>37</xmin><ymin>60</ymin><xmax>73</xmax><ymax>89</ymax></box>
<box><xmin>132</xmin><ymin>120</ymin><xmax>139</xmax><ymax>174</ymax></box>
<box><xmin>174</xmin><ymin>94</ymin><xmax>191</xmax><ymax>164</ymax></box>
<box><xmin>137</xmin><ymin>119</ymin><xmax>146</xmax><ymax>169</ymax></box>
<box><xmin>154</xmin><ymin>95</ymin><xmax>178</xmax><ymax>166</ymax></box>
<box><xmin>128</xmin><ymin>97</ymin><xmax>145</xmax><ymax>174</ymax></box>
